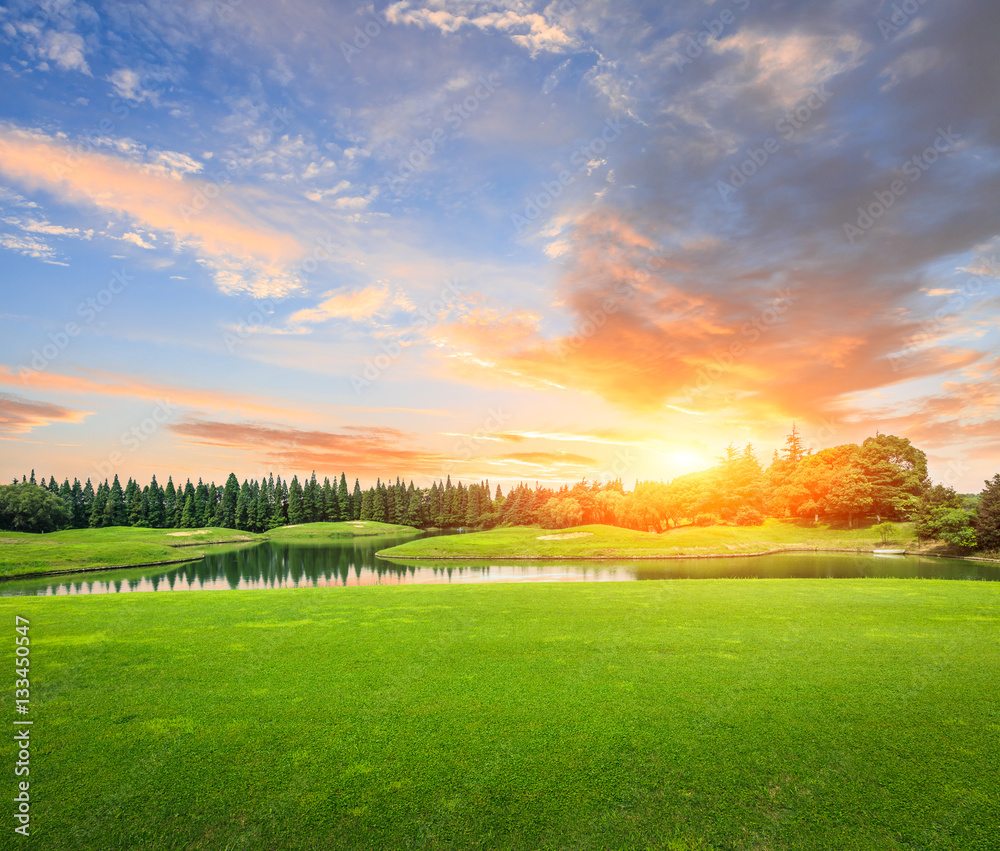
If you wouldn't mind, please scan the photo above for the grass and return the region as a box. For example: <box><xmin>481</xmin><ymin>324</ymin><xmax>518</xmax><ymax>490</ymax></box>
<box><xmin>2</xmin><ymin>579</ymin><xmax>997</xmax><ymax>849</ymax></box>
<box><xmin>0</xmin><ymin>522</ymin><xmax>419</xmax><ymax>578</ymax></box>
<box><xmin>264</xmin><ymin>520</ymin><xmax>419</xmax><ymax>540</ymax></box>
<box><xmin>378</xmin><ymin>518</ymin><xmax>922</xmax><ymax>560</ymax></box>
<box><xmin>0</xmin><ymin>526</ymin><xmax>261</xmax><ymax>578</ymax></box>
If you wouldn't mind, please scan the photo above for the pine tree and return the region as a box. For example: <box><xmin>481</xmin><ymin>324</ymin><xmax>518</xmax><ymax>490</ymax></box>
<box><xmin>352</xmin><ymin>479</ymin><xmax>363</xmax><ymax>520</ymax></box>
<box><xmin>373</xmin><ymin>485</ymin><xmax>387</xmax><ymax>522</ymax></box>
<box><xmin>235</xmin><ymin>480</ymin><xmax>251</xmax><ymax>530</ymax></box>
<box><xmin>323</xmin><ymin>478</ymin><xmax>339</xmax><ymax>522</ymax></box>
<box><xmin>147</xmin><ymin>476</ymin><xmax>165</xmax><ymax>528</ymax></box>
<box><xmin>220</xmin><ymin>473</ymin><xmax>240</xmax><ymax>529</ymax></box>
<box><xmin>104</xmin><ymin>475</ymin><xmax>127</xmax><ymax>526</ymax></box>
<box><xmin>782</xmin><ymin>424</ymin><xmax>805</xmax><ymax>464</ymax></box>
<box><xmin>287</xmin><ymin>476</ymin><xmax>305</xmax><ymax>524</ymax></box>
<box><xmin>71</xmin><ymin>478</ymin><xmax>86</xmax><ymax>528</ymax></box>
<box><xmin>163</xmin><ymin>477</ymin><xmax>177</xmax><ymax>525</ymax></box>
<box><xmin>974</xmin><ymin>474</ymin><xmax>1000</xmax><ymax>552</ymax></box>
<box><xmin>181</xmin><ymin>495</ymin><xmax>196</xmax><ymax>528</ymax></box>
<box><xmin>338</xmin><ymin>473</ymin><xmax>350</xmax><ymax>520</ymax></box>
<box><xmin>359</xmin><ymin>488</ymin><xmax>374</xmax><ymax>521</ymax></box>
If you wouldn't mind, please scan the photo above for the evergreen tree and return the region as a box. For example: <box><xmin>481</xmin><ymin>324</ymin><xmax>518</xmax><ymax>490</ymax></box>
<box><xmin>373</xmin><ymin>484</ymin><xmax>387</xmax><ymax>522</ymax></box>
<box><xmin>194</xmin><ymin>479</ymin><xmax>209</xmax><ymax>526</ymax></box>
<box><xmin>782</xmin><ymin>424</ymin><xmax>806</xmax><ymax>464</ymax></box>
<box><xmin>163</xmin><ymin>477</ymin><xmax>178</xmax><ymax>525</ymax></box>
<box><xmin>204</xmin><ymin>483</ymin><xmax>218</xmax><ymax>527</ymax></box>
<box><xmin>352</xmin><ymin>479</ymin><xmax>363</xmax><ymax>520</ymax></box>
<box><xmin>235</xmin><ymin>480</ymin><xmax>251</xmax><ymax>530</ymax></box>
<box><xmin>338</xmin><ymin>473</ymin><xmax>350</xmax><ymax>521</ymax></box>
<box><xmin>147</xmin><ymin>476</ymin><xmax>165</xmax><ymax>528</ymax></box>
<box><xmin>129</xmin><ymin>487</ymin><xmax>147</xmax><ymax>526</ymax></box>
<box><xmin>181</xmin><ymin>495</ymin><xmax>196</xmax><ymax>528</ymax></box>
<box><xmin>304</xmin><ymin>471</ymin><xmax>320</xmax><ymax>522</ymax></box>
<box><xmin>323</xmin><ymin>478</ymin><xmax>339</xmax><ymax>522</ymax></box>
<box><xmin>974</xmin><ymin>474</ymin><xmax>1000</xmax><ymax>552</ymax></box>
<box><xmin>82</xmin><ymin>479</ymin><xmax>96</xmax><ymax>525</ymax></box>
<box><xmin>104</xmin><ymin>475</ymin><xmax>127</xmax><ymax>526</ymax></box>
<box><xmin>287</xmin><ymin>476</ymin><xmax>305</xmax><ymax>524</ymax></box>
<box><xmin>221</xmin><ymin>473</ymin><xmax>240</xmax><ymax>529</ymax></box>
<box><xmin>360</xmin><ymin>488</ymin><xmax>374</xmax><ymax>521</ymax></box>
<box><xmin>70</xmin><ymin>478</ymin><xmax>87</xmax><ymax>528</ymax></box>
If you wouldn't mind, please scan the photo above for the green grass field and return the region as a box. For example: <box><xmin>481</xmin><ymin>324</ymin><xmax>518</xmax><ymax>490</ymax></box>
<box><xmin>378</xmin><ymin>519</ymin><xmax>921</xmax><ymax>560</ymax></box>
<box><xmin>0</xmin><ymin>522</ymin><xmax>418</xmax><ymax>578</ymax></box>
<box><xmin>264</xmin><ymin>520</ymin><xmax>420</xmax><ymax>540</ymax></box>
<box><xmin>2</xmin><ymin>580</ymin><xmax>997</xmax><ymax>849</ymax></box>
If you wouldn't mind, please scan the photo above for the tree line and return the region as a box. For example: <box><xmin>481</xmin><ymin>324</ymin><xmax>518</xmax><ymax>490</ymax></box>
<box><xmin>1</xmin><ymin>427</ymin><xmax>997</xmax><ymax>552</ymax></box>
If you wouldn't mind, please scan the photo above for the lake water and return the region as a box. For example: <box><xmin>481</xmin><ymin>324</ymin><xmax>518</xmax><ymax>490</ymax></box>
<box><xmin>1</xmin><ymin>533</ymin><xmax>997</xmax><ymax>596</ymax></box>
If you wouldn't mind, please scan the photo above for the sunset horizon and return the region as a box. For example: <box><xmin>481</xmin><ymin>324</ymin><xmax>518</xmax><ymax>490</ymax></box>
<box><xmin>2</xmin><ymin>0</ymin><xmax>998</xmax><ymax>493</ymax></box>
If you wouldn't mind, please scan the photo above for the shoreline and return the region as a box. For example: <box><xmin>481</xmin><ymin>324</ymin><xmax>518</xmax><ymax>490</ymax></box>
<box><xmin>0</xmin><ymin>556</ymin><xmax>205</xmax><ymax>582</ymax></box>
<box><xmin>4</xmin><ymin>544</ymin><xmax>997</xmax><ymax>585</ymax></box>
<box><xmin>378</xmin><ymin>545</ymin><xmax>1000</xmax><ymax>564</ymax></box>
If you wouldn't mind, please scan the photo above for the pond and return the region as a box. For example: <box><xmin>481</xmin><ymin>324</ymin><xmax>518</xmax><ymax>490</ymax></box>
<box><xmin>1</xmin><ymin>533</ymin><xmax>998</xmax><ymax>596</ymax></box>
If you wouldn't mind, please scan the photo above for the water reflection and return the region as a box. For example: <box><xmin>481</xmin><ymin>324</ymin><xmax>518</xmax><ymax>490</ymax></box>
<box><xmin>2</xmin><ymin>538</ymin><xmax>998</xmax><ymax>597</ymax></box>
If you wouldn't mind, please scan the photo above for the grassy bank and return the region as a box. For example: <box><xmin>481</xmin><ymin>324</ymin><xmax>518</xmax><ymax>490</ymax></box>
<box><xmin>264</xmin><ymin>520</ymin><xmax>419</xmax><ymax>540</ymax></box>
<box><xmin>378</xmin><ymin>519</ymin><xmax>920</xmax><ymax>560</ymax></box>
<box><xmin>0</xmin><ymin>521</ymin><xmax>419</xmax><ymax>578</ymax></box>
<box><xmin>2</xmin><ymin>580</ymin><xmax>997</xmax><ymax>849</ymax></box>
<box><xmin>0</xmin><ymin>526</ymin><xmax>262</xmax><ymax>577</ymax></box>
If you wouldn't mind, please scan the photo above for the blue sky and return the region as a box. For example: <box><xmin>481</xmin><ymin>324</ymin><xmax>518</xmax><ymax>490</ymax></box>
<box><xmin>1</xmin><ymin>0</ymin><xmax>998</xmax><ymax>491</ymax></box>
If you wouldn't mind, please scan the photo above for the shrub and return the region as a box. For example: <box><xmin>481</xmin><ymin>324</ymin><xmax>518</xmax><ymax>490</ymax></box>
<box><xmin>734</xmin><ymin>509</ymin><xmax>765</xmax><ymax>527</ymax></box>
<box><xmin>694</xmin><ymin>513</ymin><xmax>721</xmax><ymax>527</ymax></box>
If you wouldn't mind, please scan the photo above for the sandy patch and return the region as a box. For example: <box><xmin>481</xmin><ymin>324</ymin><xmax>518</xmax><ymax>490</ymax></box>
<box><xmin>349</xmin><ymin>522</ymin><xmax>366</xmax><ymax>526</ymax></box>
<box><xmin>166</xmin><ymin>530</ymin><xmax>211</xmax><ymax>537</ymax></box>
<box><xmin>536</xmin><ymin>532</ymin><xmax>595</xmax><ymax>540</ymax></box>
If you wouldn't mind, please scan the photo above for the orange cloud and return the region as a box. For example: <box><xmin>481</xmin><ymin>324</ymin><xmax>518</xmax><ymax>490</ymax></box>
<box><xmin>0</xmin><ymin>125</ymin><xmax>304</xmax><ymax>295</ymax></box>
<box><xmin>0</xmin><ymin>366</ymin><xmax>306</xmax><ymax>422</ymax></box>
<box><xmin>0</xmin><ymin>394</ymin><xmax>91</xmax><ymax>434</ymax></box>
<box><xmin>286</xmin><ymin>285</ymin><xmax>390</xmax><ymax>327</ymax></box>
<box><xmin>169</xmin><ymin>418</ymin><xmax>446</xmax><ymax>476</ymax></box>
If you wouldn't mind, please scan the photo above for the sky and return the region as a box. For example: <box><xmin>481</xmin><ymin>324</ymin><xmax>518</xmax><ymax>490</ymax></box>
<box><xmin>0</xmin><ymin>0</ymin><xmax>998</xmax><ymax>492</ymax></box>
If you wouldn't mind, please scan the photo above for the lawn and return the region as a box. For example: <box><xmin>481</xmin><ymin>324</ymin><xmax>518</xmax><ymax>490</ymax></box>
<box><xmin>264</xmin><ymin>520</ymin><xmax>420</xmax><ymax>540</ymax></box>
<box><xmin>0</xmin><ymin>526</ymin><xmax>262</xmax><ymax>578</ymax></box>
<box><xmin>0</xmin><ymin>522</ymin><xmax>419</xmax><ymax>578</ymax></box>
<box><xmin>2</xmin><ymin>580</ymin><xmax>997</xmax><ymax>850</ymax></box>
<box><xmin>377</xmin><ymin>519</ymin><xmax>921</xmax><ymax>560</ymax></box>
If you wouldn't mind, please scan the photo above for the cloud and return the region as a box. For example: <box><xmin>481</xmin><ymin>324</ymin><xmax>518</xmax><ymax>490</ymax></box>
<box><xmin>0</xmin><ymin>125</ymin><xmax>305</xmax><ymax>296</ymax></box>
<box><xmin>169</xmin><ymin>417</ymin><xmax>447</xmax><ymax>475</ymax></box>
<box><xmin>0</xmin><ymin>366</ymin><xmax>302</xmax><ymax>422</ymax></box>
<box><xmin>0</xmin><ymin>394</ymin><xmax>91</xmax><ymax>434</ymax></box>
<box><xmin>0</xmin><ymin>232</ymin><xmax>62</xmax><ymax>263</ymax></box>
<box><xmin>41</xmin><ymin>31</ymin><xmax>90</xmax><ymax>75</ymax></box>
<box><xmin>385</xmin><ymin>1</ymin><xmax>579</xmax><ymax>56</ymax></box>
<box><xmin>285</xmin><ymin>285</ymin><xmax>391</xmax><ymax>328</ymax></box>
<box><xmin>107</xmin><ymin>68</ymin><xmax>158</xmax><ymax>103</ymax></box>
